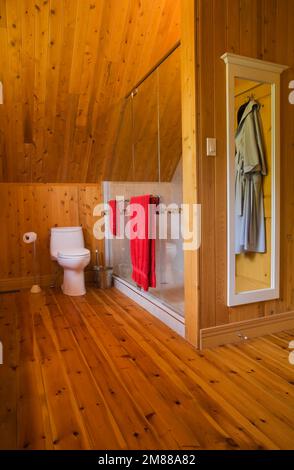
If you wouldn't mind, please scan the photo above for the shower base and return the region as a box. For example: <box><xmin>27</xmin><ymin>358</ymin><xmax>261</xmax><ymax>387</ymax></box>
<box><xmin>113</xmin><ymin>276</ymin><xmax>185</xmax><ymax>337</ymax></box>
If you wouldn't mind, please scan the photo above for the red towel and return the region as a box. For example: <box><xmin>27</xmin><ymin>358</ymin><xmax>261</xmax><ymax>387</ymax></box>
<box><xmin>129</xmin><ymin>195</ymin><xmax>157</xmax><ymax>291</ymax></box>
<box><xmin>108</xmin><ymin>200</ymin><xmax>117</xmax><ymax>236</ymax></box>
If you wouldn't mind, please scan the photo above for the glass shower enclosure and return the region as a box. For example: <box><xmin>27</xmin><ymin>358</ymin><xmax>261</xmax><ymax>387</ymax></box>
<box><xmin>103</xmin><ymin>46</ymin><xmax>184</xmax><ymax>317</ymax></box>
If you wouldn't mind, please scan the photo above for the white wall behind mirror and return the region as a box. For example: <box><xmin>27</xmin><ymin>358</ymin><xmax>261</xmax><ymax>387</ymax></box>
<box><xmin>221</xmin><ymin>53</ymin><xmax>289</xmax><ymax>307</ymax></box>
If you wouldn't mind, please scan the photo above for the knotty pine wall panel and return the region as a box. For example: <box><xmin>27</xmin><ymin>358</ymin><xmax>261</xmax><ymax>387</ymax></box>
<box><xmin>196</xmin><ymin>0</ymin><xmax>294</xmax><ymax>328</ymax></box>
<box><xmin>0</xmin><ymin>183</ymin><xmax>102</xmax><ymax>290</ymax></box>
<box><xmin>0</xmin><ymin>0</ymin><xmax>180</xmax><ymax>183</ymax></box>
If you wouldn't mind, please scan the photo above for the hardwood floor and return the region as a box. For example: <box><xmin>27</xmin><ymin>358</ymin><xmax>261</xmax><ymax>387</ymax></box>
<box><xmin>0</xmin><ymin>287</ymin><xmax>293</xmax><ymax>450</ymax></box>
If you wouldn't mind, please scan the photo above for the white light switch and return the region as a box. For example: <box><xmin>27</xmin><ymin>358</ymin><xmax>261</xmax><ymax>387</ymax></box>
<box><xmin>206</xmin><ymin>138</ymin><xmax>216</xmax><ymax>156</ymax></box>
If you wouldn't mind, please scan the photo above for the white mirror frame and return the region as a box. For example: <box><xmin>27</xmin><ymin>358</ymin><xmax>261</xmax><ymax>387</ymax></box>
<box><xmin>221</xmin><ymin>53</ymin><xmax>288</xmax><ymax>307</ymax></box>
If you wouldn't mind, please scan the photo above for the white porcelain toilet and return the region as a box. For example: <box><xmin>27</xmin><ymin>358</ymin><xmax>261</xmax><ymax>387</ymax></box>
<box><xmin>50</xmin><ymin>227</ymin><xmax>91</xmax><ymax>296</ymax></box>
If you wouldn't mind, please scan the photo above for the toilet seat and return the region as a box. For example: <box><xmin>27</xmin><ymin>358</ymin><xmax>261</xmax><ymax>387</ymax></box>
<box><xmin>58</xmin><ymin>248</ymin><xmax>90</xmax><ymax>259</ymax></box>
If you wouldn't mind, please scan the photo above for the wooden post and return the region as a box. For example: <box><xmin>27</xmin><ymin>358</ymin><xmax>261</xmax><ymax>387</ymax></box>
<box><xmin>181</xmin><ymin>0</ymin><xmax>200</xmax><ymax>347</ymax></box>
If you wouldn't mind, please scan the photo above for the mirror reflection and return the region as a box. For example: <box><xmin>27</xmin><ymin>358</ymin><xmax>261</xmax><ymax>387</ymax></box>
<box><xmin>234</xmin><ymin>78</ymin><xmax>272</xmax><ymax>293</ymax></box>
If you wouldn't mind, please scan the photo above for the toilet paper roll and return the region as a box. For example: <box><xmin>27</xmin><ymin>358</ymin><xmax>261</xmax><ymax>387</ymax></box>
<box><xmin>23</xmin><ymin>232</ymin><xmax>37</xmax><ymax>244</ymax></box>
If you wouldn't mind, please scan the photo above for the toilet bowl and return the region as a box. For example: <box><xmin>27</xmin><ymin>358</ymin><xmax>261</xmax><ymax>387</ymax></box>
<box><xmin>58</xmin><ymin>248</ymin><xmax>91</xmax><ymax>296</ymax></box>
<box><xmin>50</xmin><ymin>227</ymin><xmax>91</xmax><ymax>296</ymax></box>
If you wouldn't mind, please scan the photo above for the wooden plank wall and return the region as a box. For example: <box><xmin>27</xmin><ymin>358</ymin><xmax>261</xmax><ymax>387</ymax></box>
<box><xmin>0</xmin><ymin>183</ymin><xmax>102</xmax><ymax>290</ymax></box>
<box><xmin>0</xmin><ymin>0</ymin><xmax>180</xmax><ymax>183</ymax></box>
<box><xmin>196</xmin><ymin>0</ymin><xmax>294</xmax><ymax>328</ymax></box>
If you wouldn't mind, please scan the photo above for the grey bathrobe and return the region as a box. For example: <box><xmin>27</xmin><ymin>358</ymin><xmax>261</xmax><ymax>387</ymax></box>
<box><xmin>235</xmin><ymin>100</ymin><xmax>267</xmax><ymax>254</ymax></box>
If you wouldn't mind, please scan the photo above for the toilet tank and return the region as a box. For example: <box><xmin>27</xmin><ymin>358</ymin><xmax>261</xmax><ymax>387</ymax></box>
<box><xmin>50</xmin><ymin>226</ymin><xmax>85</xmax><ymax>259</ymax></box>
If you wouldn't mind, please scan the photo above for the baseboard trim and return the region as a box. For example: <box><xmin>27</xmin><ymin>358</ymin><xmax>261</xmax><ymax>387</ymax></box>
<box><xmin>0</xmin><ymin>269</ymin><xmax>94</xmax><ymax>292</ymax></box>
<box><xmin>200</xmin><ymin>311</ymin><xmax>294</xmax><ymax>349</ymax></box>
<box><xmin>0</xmin><ymin>274</ymin><xmax>53</xmax><ymax>292</ymax></box>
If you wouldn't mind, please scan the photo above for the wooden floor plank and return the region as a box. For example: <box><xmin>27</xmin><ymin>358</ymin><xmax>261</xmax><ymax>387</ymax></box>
<box><xmin>238</xmin><ymin>341</ymin><xmax>294</xmax><ymax>383</ymax></box>
<box><xmin>31</xmin><ymin>293</ymin><xmax>91</xmax><ymax>450</ymax></box>
<box><xmin>203</xmin><ymin>348</ymin><xmax>294</xmax><ymax>445</ymax></box>
<box><xmin>0</xmin><ymin>295</ymin><xmax>17</xmax><ymax>449</ymax></box>
<box><xmin>86</xmin><ymin>290</ymin><xmax>262</xmax><ymax>449</ymax></box>
<box><xmin>73</xmin><ymin>292</ymin><xmax>229</xmax><ymax>449</ymax></box>
<box><xmin>225</xmin><ymin>344</ymin><xmax>294</xmax><ymax>402</ymax></box>
<box><xmin>86</xmin><ymin>288</ymin><xmax>294</xmax><ymax>449</ymax></box>
<box><xmin>44</xmin><ymin>293</ymin><xmax>126</xmax><ymax>449</ymax></box>
<box><xmin>52</xmin><ymin>290</ymin><xmax>164</xmax><ymax>450</ymax></box>
<box><xmin>16</xmin><ymin>292</ymin><xmax>53</xmax><ymax>450</ymax></box>
<box><xmin>0</xmin><ymin>287</ymin><xmax>293</xmax><ymax>450</ymax></box>
<box><xmin>70</xmin><ymin>296</ymin><xmax>189</xmax><ymax>449</ymax></box>
<box><xmin>80</xmin><ymin>290</ymin><xmax>284</xmax><ymax>449</ymax></box>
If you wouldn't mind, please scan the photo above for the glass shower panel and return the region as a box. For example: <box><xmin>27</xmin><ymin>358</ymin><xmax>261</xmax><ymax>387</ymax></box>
<box><xmin>154</xmin><ymin>47</ymin><xmax>183</xmax><ymax>314</ymax></box>
<box><xmin>132</xmin><ymin>73</ymin><xmax>159</xmax><ymax>181</ymax></box>
<box><xmin>154</xmin><ymin>162</ymin><xmax>184</xmax><ymax>315</ymax></box>
<box><xmin>158</xmin><ymin>47</ymin><xmax>182</xmax><ymax>182</ymax></box>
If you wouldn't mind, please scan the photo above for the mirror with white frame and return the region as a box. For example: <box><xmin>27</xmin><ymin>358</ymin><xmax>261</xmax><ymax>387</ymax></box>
<box><xmin>221</xmin><ymin>53</ymin><xmax>288</xmax><ymax>307</ymax></box>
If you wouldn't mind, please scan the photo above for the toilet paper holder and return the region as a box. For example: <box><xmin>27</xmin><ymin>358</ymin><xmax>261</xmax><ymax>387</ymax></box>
<box><xmin>23</xmin><ymin>232</ymin><xmax>42</xmax><ymax>294</ymax></box>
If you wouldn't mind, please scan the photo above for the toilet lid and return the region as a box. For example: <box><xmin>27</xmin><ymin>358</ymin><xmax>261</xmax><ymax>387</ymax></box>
<box><xmin>57</xmin><ymin>248</ymin><xmax>90</xmax><ymax>259</ymax></box>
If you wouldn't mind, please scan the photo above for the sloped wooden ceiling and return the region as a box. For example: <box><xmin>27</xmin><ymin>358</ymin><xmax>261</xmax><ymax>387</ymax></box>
<box><xmin>0</xmin><ymin>0</ymin><xmax>180</xmax><ymax>182</ymax></box>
